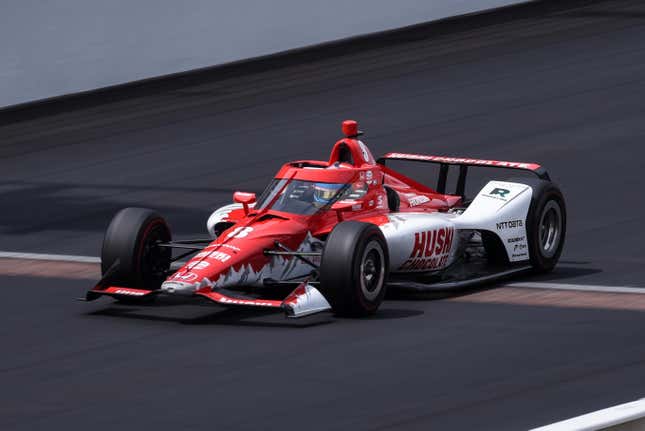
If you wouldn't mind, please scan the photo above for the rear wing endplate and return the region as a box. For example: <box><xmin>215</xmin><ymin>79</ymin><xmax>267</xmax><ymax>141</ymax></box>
<box><xmin>377</xmin><ymin>152</ymin><xmax>550</xmax><ymax>197</ymax></box>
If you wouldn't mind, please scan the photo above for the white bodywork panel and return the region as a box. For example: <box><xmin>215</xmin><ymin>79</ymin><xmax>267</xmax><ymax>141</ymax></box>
<box><xmin>206</xmin><ymin>203</ymin><xmax>255</xmax><ymax>238</ymax></box>
<box><xmin>282</xmin><ymin>283</ymin><xmax>332</xmax><ymax>318</ymax></box>
<box><xmin>454</xmin><ymin>180</ymin><xmax>533</xmax><ymax>262</ymax></box>
<box><xmin>380</xmin><ymin>213</ymin><xmax>459</xmax><ymax>273</ymax></box>
<box><xmin>380</xmin><ymin>180</ymin><xmax>533</xmax><ymax>270</ymax></box>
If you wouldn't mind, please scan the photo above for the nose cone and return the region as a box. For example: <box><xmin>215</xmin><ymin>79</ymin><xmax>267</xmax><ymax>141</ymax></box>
<box><xmin>163</xmin><ymin>217</ymin><xmax>311</xmax><ymax>293</ymax></box>
<box><xmin>161</xmin><ymin>277</ymin><xmax>214</xmax><ymax>296</ymax></box>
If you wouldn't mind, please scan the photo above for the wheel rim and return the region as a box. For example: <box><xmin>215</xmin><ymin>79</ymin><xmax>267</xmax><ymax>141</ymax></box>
<box><xmin>360</xmin><ymin>240</ymin><xmax>385</xmax><ymax>301</ymax></box>
<box><xmin>538</xmin><ymin>200</ymin><xmax>562</xmax><ymax>259</ymax></box>
<box><xmin>139</xmin><ymin>223</ymin><xmax>171</xmax><ymax>286</ymax></box>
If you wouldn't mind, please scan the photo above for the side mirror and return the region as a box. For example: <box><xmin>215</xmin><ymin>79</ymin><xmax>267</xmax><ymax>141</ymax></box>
<box><xmin>233</xmin><ymin>191</ymin><xmax>256</xmax><ymax>214</ymax></box>
<box><xmin>331</xmin><ymin>200</ymin><xmax>356</xmax><ymax>220</ymax></box>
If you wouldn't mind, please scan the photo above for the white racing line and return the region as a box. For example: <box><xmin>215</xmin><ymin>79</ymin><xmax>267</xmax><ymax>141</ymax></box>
<box><xmin>530</xmin><ymin>398</ymin><xmax>645</xmax><ymax>431</ymax></box>
<box><xmin>0</xmin><ymin>251</ymin><xmax>100</xmax><ymax>263</ymax></box>
<box><xmin>503</xmin><ymin>281</ymin><xmax>645</xmax><ymax>295</ymax></box>
<box><xmin>2</xmin><ymin>251</ymin><xmax>645</xmax><ymax>294</ymax></box>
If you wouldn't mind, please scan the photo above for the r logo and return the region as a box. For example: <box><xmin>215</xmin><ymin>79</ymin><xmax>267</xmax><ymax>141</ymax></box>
<box><xmin>489</xmin><ymin>188</ymin><xmax>510</xmax><ymax>198</ymax></box>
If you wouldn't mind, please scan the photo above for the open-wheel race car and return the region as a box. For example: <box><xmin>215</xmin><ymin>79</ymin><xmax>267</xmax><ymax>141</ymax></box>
<box><xmin>83</xmin><ymin>120</ymin><xmax>566</xmax><ymax>317</ymax></box>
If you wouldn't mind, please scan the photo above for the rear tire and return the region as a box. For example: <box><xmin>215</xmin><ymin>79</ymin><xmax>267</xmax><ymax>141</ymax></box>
<box><xmin>525</xmin><ymin>180</ymin><xmax>566</xmax><ymax>272</ymax></box>
<box><xmin>319</xmin><ymin>221</ymin><xmax>389</xmax><ymax>317</ymax></box>
<box><xmin>101</xmin><ymin>207</ymin><xmax>172</xmax><ymax>290</ymax></box>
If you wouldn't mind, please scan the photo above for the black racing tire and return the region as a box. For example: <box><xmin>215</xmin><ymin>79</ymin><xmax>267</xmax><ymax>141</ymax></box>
<box><xmin>384</xmin><ymin>185</ymin><xmax>400</xmax><ymax>212</ymax></box>
<box><xmin>101</xmin><ymin>207</ymin><xmax>172</xmax><ymax>290</ymax></box>
<box><xmin>319</xmin><ymin>221</ymin><xmax>389</xmax><ymax>317</ymax></box>
<box><xmin>523</xmin><ymin>179</ymin><xmax>567</xmax><ymax>273</ymax></box>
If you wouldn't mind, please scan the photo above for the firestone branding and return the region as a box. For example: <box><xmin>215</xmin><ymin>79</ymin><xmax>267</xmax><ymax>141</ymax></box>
<box><xmin>496</xmin><ymin>219</ymin><xmax>523</xmax><ymax>230</ymax></box>
<box><xmin>217</xmin><ymin>296</ymin><xmax>276</xmax><ymax>307</ymax></box>
<box><xmin>408</xmin><ymin>195</ymin><xmax>431</xmax><ymax>207</ymax></box>
<box><xmin>114</xmin><ymin>289</ymin><xmax>145</xmax><ymax>296</ymax></box>
<box><xmin>400</xmin><ymin>227</ymin><xmax>454</xmax><ymax>271</ymax></box>
<box><xmin>385</xmin><ymin>153</ymin><xmax>539</xmax><ymax>170</ymax></box>
<box><xmin>194</xmin><ymin>251</ymin><xmax>232</xmax><ymax>263</ymax></box>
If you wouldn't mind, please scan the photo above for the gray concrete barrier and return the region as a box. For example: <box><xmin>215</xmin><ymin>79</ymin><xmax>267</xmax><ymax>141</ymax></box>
<box><xmin>0</xmin><ymin>0</ymin><xmax>527</xmax><ymax>108</ymax></box>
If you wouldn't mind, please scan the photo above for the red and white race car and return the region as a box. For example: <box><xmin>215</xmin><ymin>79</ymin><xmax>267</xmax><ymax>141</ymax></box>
<box><xmin>84</xmin><ymin>120</ymin><xmax>566</xmax><ymax>317</ymax></box>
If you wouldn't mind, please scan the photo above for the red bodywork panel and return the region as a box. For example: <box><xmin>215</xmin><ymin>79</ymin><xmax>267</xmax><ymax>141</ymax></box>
<box><xmin>164</xmin><ymin>136</ymin><xmax>461</xmax><ymax>290</ymax></box>
<box><xmin>88</xmin><ymin>120</ymin><xmax>545</xmax><ymax>306</ymax></box>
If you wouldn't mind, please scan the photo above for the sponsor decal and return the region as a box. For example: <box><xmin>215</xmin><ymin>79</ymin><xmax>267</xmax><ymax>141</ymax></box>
<box><xmin>384</xmin><ymin>153</ymin><xmax>540</xmax><ymax>170</ymax></box>
<box><xmin>208</xmin><ymin>251</ymin><xmax>231</xmax><ymax>263</ymax></box>
<box><xmin>512</xmin><ymin>252</ymin><xmax>528</xmax><ymax>258</ymax></box>
<box><xmin>216</xmin><ymin>296</ymin><xmax>276</xmax><ymax>307</ymax></box>
<box><xmin>377</xmin><ymin>195</ymin><xmax>385</xmax><ymax>209</ymax></box>
<box><xmin>507</xmin><ymin>236</ymin><xmax>525</xmax><ymax>243</ymax></box>
<box><xmin>489</xmin><ymin>188</ymin><xmax>510</xmax><ymax>198</ymax></box>
<box><xmin>358</xmin><ymin>141</ymin><xmax>370</xmax><ymax>162</ymax></box>
<box><xmin>368</xmin><ymin>200</ymin><xmax>374</xmax><ymax>207</ymax></box>
<box><xmin>114</xmin><ymin>289</ymin><xmax>145</xmax><ymax>296</ymax></box>
<box><xmin>513</xmin><ymin>243</ymin><xmax>527</xmax><ymax>252</ymax></box>
<box><xmin>400</xmin><ymin>227</ymin><xmax>454</xmax><ymax>271</ymax></box>
<box><xmin>485</xmin><ymin>186</ymin><xmax>518</xmax><ymax>201</ymax></box>
<box><xmin>365</xmin><ymin>170</ymin><xmax>376</xmax><ymax>185</ymax></box>
<box><xmin>226</xmin><ymin>226</ymin><xmax>253</xmax><ymax>238</ymax></box>
<box><xmin>193</xmin><ymin>251</ymin><xmax>232</xmax><ymax>262</ymax></box>
<box><xmin>352</xmin><ymin>203</ymin><xmax>362</xmax><ymax>211</ymax></box>
<box><xmin>408</xmin><ymin>195</ymin><xmax>431</xmax><ymax>207</ymax></box>
<box><xmin>496</xmin><ymin>219</ymin><xmax>523</xmax><ymax>230</ymax></box>
<box><xmin>171</xmin><ymin>272</ymin><xmax>198</xmax><ymax>282</ymax></box>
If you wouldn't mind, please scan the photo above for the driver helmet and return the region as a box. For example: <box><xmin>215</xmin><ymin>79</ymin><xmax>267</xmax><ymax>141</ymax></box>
<box><xmin>313</xmin><ymin>182</ymin><xmax>344</xmax><ymax>207</ymax></box>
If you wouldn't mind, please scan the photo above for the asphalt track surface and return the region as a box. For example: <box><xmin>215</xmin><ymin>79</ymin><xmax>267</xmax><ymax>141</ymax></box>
<box><xmin>2</xmin><ymin>0</ymin><xmax>645</xmax><ymax>429</ymax></box>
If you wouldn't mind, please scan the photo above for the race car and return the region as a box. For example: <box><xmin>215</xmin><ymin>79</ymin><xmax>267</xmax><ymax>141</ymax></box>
<box><xmin>83</xmin><ymin>120</ymin><xmax>566</xmax><ymax>317</ymax></box>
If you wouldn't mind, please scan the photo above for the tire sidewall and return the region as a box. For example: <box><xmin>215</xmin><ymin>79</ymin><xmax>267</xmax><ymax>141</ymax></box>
<box><xmin>320</xmin><ymin>221</ymin><xmax>389</xmax><ymax>316</ymax></box>
<box><xmin>526</xmin><ymin>182</ymin><xmax>566</xmax><ymax>272</ymax></box>
<box><xmin>101</xmin><ymin>208</ymin><xmax>171</xmax><ymax>289</ymax></box>
<box><xmin>351</xmin><ymin>231</ymin><xmax>388</xmax><ymax>312</ymax></box>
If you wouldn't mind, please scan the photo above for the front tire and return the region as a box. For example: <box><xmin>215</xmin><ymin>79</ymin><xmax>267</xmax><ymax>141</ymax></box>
<box><xmin>319</xmin><ymin>221</ymin><xmax>389</xmax><ymax>317</ymax></box>
<box><xmin>101</xmin><ymin>207</ymin><xmax>172</xmax><ymax>290</ymax></box>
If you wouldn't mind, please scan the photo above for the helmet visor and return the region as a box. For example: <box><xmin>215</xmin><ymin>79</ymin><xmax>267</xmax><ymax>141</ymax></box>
<box><xmin>314</xmin><ymin>183</ymin><xmax>345</xmax><ymax>205</ymax></box>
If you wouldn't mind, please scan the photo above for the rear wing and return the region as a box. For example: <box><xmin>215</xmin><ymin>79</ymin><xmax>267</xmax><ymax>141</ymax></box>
<box><xmin>377</xmin><ymin>152</ymin><xmax>550</xmax><ymax>197</ymax></box>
